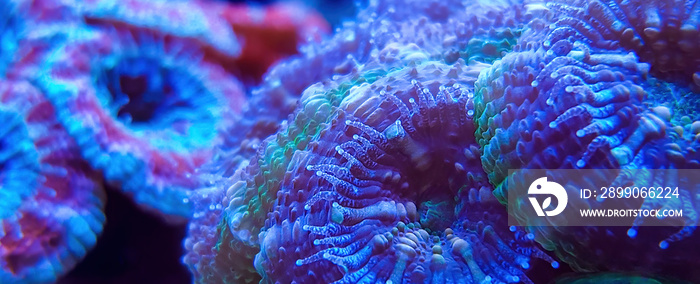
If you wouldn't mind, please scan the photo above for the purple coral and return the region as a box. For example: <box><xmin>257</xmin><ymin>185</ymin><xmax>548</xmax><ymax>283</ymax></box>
<box><xmin>184</xmin><ymin>0</ymin><xmax>559</xmax><ymax>282</ymax></box>
<box><xmin>547</xmin><ymin>0</ymin><xmax>700</xmax><ymax>89</ymax></box>
<box><xmin>474</xmin><ymin>0</ymin><xmax>700</xmax><ymax>275</ymax></box>
<box><xmin>180</xmin><ymin>0</ymin><xmax>700</xmax><ymax>282</ymax></box>
<box><xmin>254</xmin><ymin>61</ymin><xmax>556</xmax><ymax>283</ymax></box>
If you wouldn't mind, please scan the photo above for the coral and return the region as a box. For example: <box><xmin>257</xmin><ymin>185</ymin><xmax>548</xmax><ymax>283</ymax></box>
<box><xmin>183</xmin><ymin>160</ymin><xmax>263</xmax><ymax>284</ymax></box>
<box><xmin>184</xmin><ymin>1</ymin><xmax>555</xmax><ymax>282</ymax></box>
<box><xmin>38</xmin><ymin>22</ymin><xmax>246</xmax><ymax>219</ymax></box>
<box><xmin>473</xmin><ymin>0</ymin><xmax>700</xmax><ymax>275</ymax></box>
<box><xmin>190</xmin><ymin>45</ymin><xmax>557</xmax><ymax>283</ymax></box>
<box><xmin>1</xmin><ymin>0</ymin><xmax>90</xmax><ymax>81</ymax></box>
<box><xmin>186</xmin><ymin>0</ymin><xmax>700</xmax><ymax>282</ymax></box>
<box><xmin>252</xmin><ymin>59</ymin><xmax>557</xmax><ymax>283</ymax></box>
<box><xmin>1</xmin><ymin>0</ymin><xmax>330</xmax><ymax>279</ymax></box>
<box><xmin>546</xmin><ymin>0</ymin><xmax>700</xmax><ymax>90</ymax></box>
<box><xmin>36</xmin><ymin>0</ymin><xmax>333</xmax><ymax>221</ymax></box>
<box><xmin>75</xmin><ymin>0</ymin><xmax>331</xmax><ymax>85</ymax></box>
<box><xmin>0</xmin><ymin>80</ymin><xmax>105</xmax><ymax>283</ymax></box>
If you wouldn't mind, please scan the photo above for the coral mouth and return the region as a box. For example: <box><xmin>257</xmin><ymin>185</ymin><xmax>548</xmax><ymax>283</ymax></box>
<box><xmin>99</xmin><ymin>55</ymin><xmax>215</xmax><ymax>133</ymax></box>
<box><xmin>114</xmin><ymin>74</ymin><xmax>156</xmax><ymax>123</ymax></box>
<box><xmin>416</xmin><ymin>193</ymin><xmax>456</xmax><ymax>234</ymax></box>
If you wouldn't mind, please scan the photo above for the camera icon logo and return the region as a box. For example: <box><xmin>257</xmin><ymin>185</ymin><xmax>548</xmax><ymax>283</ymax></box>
<box><xmin>528</xmin><ymin>177</ymin><xmax>568</xmax><ymax>217</ymax></box>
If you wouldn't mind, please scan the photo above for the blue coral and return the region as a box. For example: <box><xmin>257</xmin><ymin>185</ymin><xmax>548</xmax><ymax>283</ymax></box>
<box><xmin>38</xmin><ymin>23</ymin><xmax>245</xmax><ymax>219</ymax></box>
<box><xmin>181</xmin><ymin>0</ymin><xmax>700</xmax><ymax>283</ymax></box>
<box><xmin>546</xmin><ymin>0</ymin><xmax>700</xmax><ymax>89</ymax></box>
<box><xmin>474</xmin><ymin>0</ymin><xmax>700</xmax><ymax>274</ymax></box>
<box><xmin>0</xmin><ymin>80</ymin><xmax>106</xmax><ymax>284</ymax></box>
<box><xmin>91</xmin><ymin>30</ymin><xmax>236</xmax><ymax>152</ymax></box>
<box><xmin>254</xmin><ymin>66</ymin><xmax>557</xmax><ymax>283</ymax></box>
<box><xmin>183</xmin><ymin>1</ymin><xmax>562</xmax><ymax>282</ymax></box>
<box><xmin>209</xmin><ymin>52</ymin><xmax>557</xmax><ymax>283</ymax></box>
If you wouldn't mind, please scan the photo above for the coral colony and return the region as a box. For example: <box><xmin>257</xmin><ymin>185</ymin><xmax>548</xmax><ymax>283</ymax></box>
<box><xmin>0</xmin><ymin>0</ymin><xmax>699</xmax><ymax>283</ymax></box>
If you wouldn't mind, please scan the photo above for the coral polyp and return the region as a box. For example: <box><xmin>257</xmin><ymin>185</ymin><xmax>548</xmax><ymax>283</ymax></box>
<box><xmin>39</xmin><ymin>22</ymin><xmax>246</xmax><ymax>219</ymax></box>
<box><xmin>0</xmin><ymin>80</ymin><xmax>105</xmax><ymax>284</ymax></box>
